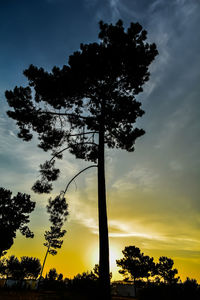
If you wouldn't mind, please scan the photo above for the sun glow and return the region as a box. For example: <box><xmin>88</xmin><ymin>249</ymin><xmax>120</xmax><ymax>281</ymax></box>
<box><xmin>91</xmin><ymin>244</ymin><xmax>122</xmax><ymax>280</ymax></box>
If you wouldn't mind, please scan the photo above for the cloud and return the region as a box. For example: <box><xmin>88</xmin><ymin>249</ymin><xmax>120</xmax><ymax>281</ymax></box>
<box><xmin>66</xmin><ymin>179</ymin><xmax>200</xmax><ymax>251</ymax></box>
<box><xmin>109</xmin><ymin>0</ymin><xmax>120</xmax><ymax>20</ymax></box>
<box><xmin>112</xmin><ymin>166</ymin><xmax>159</xmax><ymax>192</ymax></box>
<box><xmin>108</xmin><ymin>220</ymin><xmax>165</xmax><ymax>240</ymax></box>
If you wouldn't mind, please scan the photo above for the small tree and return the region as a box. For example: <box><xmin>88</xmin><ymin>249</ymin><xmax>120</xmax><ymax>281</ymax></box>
<box><xmin>142</xmin><ymin>255</ymin><xmax>156</xmax><ymax>281</ymax></box>
<box><xmin>20</xmin><ymin>256</ymin><xmax>41</xmax><ymax>279</ymax></box>
<box><xmin>93</xmin><ymin>264</ymin><xmax>112</xmax><ymax>280</ymax></box>
<box><xmin>57</xmin><ymin>273</ymin><xmax>63</xmax><ymax>281</ymax></box>
<box><xmin>5</xmin><ymin>20</ymin><xmax>158</xmax><ymax>299</ymax></box>
<box><xmin>39</xmin><ymin>195</ymin><xmax>68</xmax><ymax>280</ymax></box>
<box><xmin>0</xmin><ymin>187</ymin><xmax>35</xmax><ymax>257</ymax></box>
<box><xmin>116</xmin><ymin>246</ymin><xmax>155</xmax><ymax>284</ymax></box>
<box><xmin>47</xmin><ymin>268</ymin><xmax>58</xmax><ymax>281</ymax></box>
<box><xmin>93</xmin><ymin>264</ymin><xmax>100</xmax><ymax>278</ymax></box>
<box><xmin>6</xmin><ymin>256</ymin><xmax>22</xmax><ymax>280</ymax></box>
<box><xmin>183</xmin><ymin>277</ymin><xmax>198</xmax><ymax>289</ymax></box>
<box><xmin>156</xmin><ymin>256</ymin><xmax>179</xmax><ymax>284</ymax></box>
<box><xmin>72</xmin><ymin>271</ymin><xmax>98</xmax><ymax>291</ymax></box>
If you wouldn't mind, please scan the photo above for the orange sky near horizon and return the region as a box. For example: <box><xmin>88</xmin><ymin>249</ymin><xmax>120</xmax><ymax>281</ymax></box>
<box><xmin>7</xmin><ymin>228</ymin><xmax>200</xmax><ymax>283</ymax></box>
<box><xmin>6</xmin><ymin>179</ymin><xmax>200</xmax><ymax>284</ymax></box>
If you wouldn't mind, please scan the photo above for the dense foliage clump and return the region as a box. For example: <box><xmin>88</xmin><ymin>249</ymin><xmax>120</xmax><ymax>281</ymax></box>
<box><xmin>0</xmin><ymin>187</ymin><xmax>35</xmax><ymax>257</ymax></box>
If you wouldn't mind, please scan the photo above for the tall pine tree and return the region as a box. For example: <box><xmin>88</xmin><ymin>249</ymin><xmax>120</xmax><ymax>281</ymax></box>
<box><xmin>5</xmin><ymin>20</ymin><xmax>158</xmax><ymax>299</ymax></box>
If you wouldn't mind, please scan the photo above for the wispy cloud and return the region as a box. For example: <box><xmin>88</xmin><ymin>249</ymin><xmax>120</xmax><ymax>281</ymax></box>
<box><xmin>109</xmin><ymin>0</ymin><xmax>120</xmax><ymax>20</ymax></box>
<box><xmin>112</xmin><ymin>166</ymin><xmax>158</xmax><ymax>192</ymax></box>
<box><xmin>108</xmin><ymin>220</ymin><xmax>165</xmax><ymax>240</ymax></box>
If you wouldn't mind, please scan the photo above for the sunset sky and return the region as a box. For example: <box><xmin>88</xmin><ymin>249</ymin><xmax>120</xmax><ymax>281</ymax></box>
<box><xmin>0</xmin><ymin>0</ymin><xmax>200</xmax><ymax>282</ymax></box>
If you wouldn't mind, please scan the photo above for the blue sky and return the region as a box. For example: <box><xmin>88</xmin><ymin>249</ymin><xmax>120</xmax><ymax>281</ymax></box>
<box><xmin>0</xmin><ymin>0</ymin><xmax>200</xmax><ymax>280</ymax></box>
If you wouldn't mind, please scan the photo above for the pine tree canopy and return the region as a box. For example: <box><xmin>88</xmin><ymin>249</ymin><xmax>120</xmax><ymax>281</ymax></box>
<box><xmin>5</xmin><ymin>20</ymin><xmax>158</xmax><ymax>194</ymax></box>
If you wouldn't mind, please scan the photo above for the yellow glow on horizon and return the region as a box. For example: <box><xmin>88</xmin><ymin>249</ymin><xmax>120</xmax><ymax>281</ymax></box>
<box><xmin>91</xmin><ymin>243</ymin><xmax>122</xmax><ymax>280</ymax></box>
<box><xmin>4</xmin><ymin>200</ymin><xmax>200</xmax><ymax>284</ymax></box>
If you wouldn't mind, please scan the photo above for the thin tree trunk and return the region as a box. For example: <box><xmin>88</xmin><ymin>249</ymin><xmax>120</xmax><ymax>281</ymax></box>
<box><xmin>97</xmin><ymin>103</ymin><xmax>111</xmax><ymax>300</ymax></box>
<box><xmin>38</xmin><ymin>244</ymin><xmax>50</xmax><ymax>288</ymax></box>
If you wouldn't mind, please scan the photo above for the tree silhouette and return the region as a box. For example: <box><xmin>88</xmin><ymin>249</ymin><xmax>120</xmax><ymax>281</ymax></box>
<box><xmin>93</xmin><ymin>264</ymin><xmax>112</xmax><ymax>280</ymax></box>
<box><xmin>72</xmin><ymin>270</ymin><xmax>98</xmax><ymax>292</ymax></box>
<box><xmin>47</xmin><ymin>268</ymin><xmax>58</xmax><ymax>281</ymax></box>
<box><xmin>20</xmin><ymin>256</ymin><xmax>41</xmax><ymax>279</ymax></box>
<box><xmin>156</xmin><ymin>256</ymin><xmax>179</xmax><ymax>284</ymax></box>
<box><xmin>57</xmin><ymin>273</ymin><xmax>63</xmax><ymax>281</ymax></box>
<box><xmin>39</xmin><ymin>195</ymin><xmax>68</xmax><ymax>281</ymax></box>
<box><xmin>6</xmin><ymin>255</ymin><xmax>22</xmax><ymax>280</ymax></box>
<box><xmin>142</xmin><ymin>255</ymin><xmax>156</xmax><ymax>281</ymax></box>
<box><xmin>5</xmin><ymin>20</ymin><xmax>158</xmax><ymax>299</ymax></box>
<box><xmin>1</xmin><ymin>255</ymin><xmax>41</xmax><ymax>281</ymax></box>
<box><xmin>116</xmin><ymin>246</ymin><xmax>155</xmax><ymax>285</ymax></box>
<box><xmin>0</xmin><ymin>187</ymin><xmax>35</xmax><ymax>257</ymax></box>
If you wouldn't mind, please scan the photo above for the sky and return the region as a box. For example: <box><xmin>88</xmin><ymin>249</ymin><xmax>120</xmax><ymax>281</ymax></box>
<box><xmin>0</xmin><ymin>0</ymin><xmax>200</xmax><ymax>282</ymax></box>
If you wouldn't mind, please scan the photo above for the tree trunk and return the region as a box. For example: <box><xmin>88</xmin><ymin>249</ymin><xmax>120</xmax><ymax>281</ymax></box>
<box><xmin>38</xmin><ymin>244</ymin><xmax>50</xmax><ymax>288</ymax></box>
<box><xmin>97</xmin><ymin>105</ymin><xmax>111</xmax><ymax>300</ymax></box>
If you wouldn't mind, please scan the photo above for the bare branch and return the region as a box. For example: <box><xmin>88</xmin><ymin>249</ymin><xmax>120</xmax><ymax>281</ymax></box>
<box><xmin>67</xmin><ymin>131</ymin><xmax>98</xmax><ymax>137</ymax></box>
<box><xmin>40</xmin><ymin>110</ymin><xmax>94</xmax><ymax>120</ymax></box>
<box><xmin>50</xmin><ymin>147</ymin><xmax>71</xmax><ymax>162</ymax></box>
<box><xmin>50</xmin><ymin>141</ymin><xmax>98</xmax><ymax>162</ymax></box>
<box><xmin>61</xmin><ymin>165</ymin><xmax>98</xmax><ymax>196</ymax></box>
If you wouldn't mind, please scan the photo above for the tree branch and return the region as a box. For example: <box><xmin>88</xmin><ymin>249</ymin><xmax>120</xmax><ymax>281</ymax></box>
<box><xmin>49</xmin><ymin>141</ymin><xmax>98</xmax><ymax>162</ymax></box>
<box><xmin>41</xmin><ymin>110</ymin><xmax>94</xmax><ymax>120</ymax></box>
<box><xmin>61</xmin><ymin>165</ymin><xmax>98</xmax><ymax>196</ymax></box>
<box><xmin>67</xmin><ymin>131</ymin><xmax>98</xmax><ymax>137</ymax></box>
<box><xmin>50</xmin><ymin>147</ymin><xmax>71</xmax><ymax>162</ymax></box>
